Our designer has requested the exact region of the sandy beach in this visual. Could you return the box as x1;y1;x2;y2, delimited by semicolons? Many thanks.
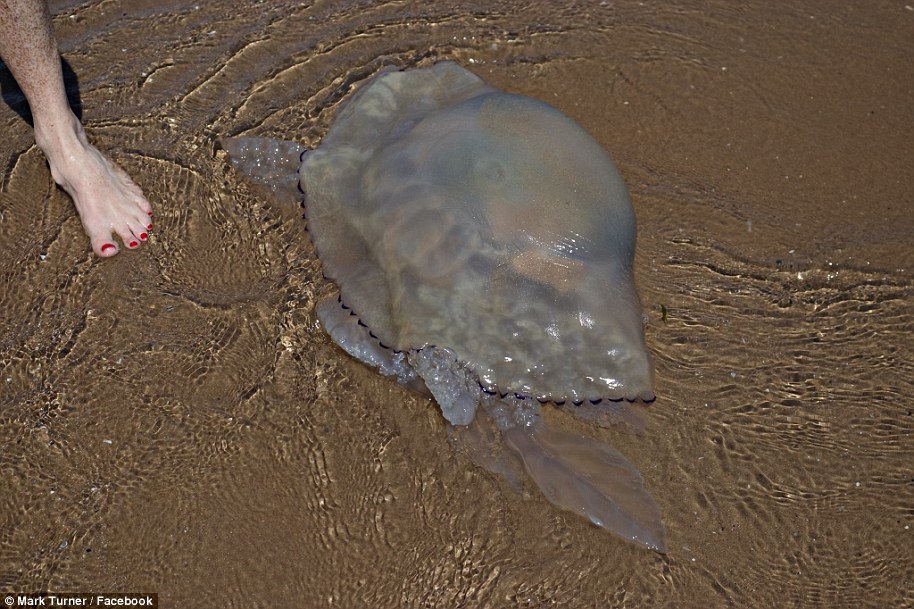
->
1;1;912;607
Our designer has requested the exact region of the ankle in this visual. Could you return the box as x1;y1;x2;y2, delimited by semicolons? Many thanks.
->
33;110;87;159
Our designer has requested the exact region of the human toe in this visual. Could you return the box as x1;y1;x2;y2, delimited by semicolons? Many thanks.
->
129;214;151;241
124;179;151;215
116;225;141;250
89;229;120;257
131;192;152;217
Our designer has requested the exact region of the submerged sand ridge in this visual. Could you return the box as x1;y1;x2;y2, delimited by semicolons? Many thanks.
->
1;1;912;607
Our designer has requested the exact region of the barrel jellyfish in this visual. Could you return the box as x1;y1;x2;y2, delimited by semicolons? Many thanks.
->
221;62;666;551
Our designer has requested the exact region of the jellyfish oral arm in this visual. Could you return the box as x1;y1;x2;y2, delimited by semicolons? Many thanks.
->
501;419;667;552
315;297;424;391
408;347;481;426
219;136;307;205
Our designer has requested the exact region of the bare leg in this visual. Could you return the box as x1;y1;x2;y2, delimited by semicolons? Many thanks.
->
0;0;152;257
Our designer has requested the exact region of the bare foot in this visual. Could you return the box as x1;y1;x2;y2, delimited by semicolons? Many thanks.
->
35;112;152;257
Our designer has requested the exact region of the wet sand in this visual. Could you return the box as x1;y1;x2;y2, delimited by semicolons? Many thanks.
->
1;1;912;607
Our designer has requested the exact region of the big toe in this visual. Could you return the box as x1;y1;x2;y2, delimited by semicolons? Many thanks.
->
90;232;120;257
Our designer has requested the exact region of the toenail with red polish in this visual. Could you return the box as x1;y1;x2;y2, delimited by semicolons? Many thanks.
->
129;241;138;247
140;233;148;240
101;243;116;252
147;224;153;230
148;211;153;216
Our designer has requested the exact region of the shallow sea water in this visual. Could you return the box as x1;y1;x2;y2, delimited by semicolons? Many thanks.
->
1;1;912;607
